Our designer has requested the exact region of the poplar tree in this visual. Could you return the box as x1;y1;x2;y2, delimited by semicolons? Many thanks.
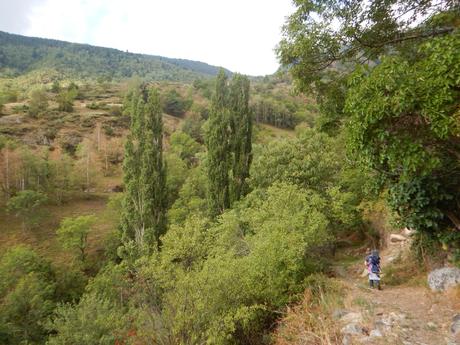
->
206;70;231;216
206;70;253;216
141;89;167;245
120;87;167;251
229;74;252;203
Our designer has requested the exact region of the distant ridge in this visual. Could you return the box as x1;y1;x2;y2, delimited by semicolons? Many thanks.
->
0;31;232;82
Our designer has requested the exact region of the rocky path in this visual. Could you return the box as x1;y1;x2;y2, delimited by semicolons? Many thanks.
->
337;278;459;345
331;228;460;345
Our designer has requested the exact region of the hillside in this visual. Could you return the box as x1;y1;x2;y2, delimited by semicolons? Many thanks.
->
0;31;231;81
0;75;308;261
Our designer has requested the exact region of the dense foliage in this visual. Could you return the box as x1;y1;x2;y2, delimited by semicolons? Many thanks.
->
0;247;58;344
347;32;460;238
278;0;459;246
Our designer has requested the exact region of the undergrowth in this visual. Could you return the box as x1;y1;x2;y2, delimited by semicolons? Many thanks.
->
383;254;426;287
273;274;344;345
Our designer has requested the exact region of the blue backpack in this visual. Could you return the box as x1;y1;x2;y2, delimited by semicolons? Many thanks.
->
367;255;380;273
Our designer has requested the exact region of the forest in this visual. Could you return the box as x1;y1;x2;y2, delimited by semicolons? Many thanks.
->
0;31;230;81
0;0;459;344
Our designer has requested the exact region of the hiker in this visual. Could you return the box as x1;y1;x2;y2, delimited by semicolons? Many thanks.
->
365;249;381;290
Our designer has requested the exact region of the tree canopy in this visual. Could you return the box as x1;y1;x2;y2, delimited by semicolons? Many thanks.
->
278;0;459;243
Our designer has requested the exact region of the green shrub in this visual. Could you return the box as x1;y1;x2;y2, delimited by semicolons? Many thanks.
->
162;89;192;117
182;111;204;142
28;87;48;118
57;88;77;112
7;190;47;231
0;246;56;344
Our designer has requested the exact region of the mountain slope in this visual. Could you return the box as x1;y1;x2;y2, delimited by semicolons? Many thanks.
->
0;31;231;81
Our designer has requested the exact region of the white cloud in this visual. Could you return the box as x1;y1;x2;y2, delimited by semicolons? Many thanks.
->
17;0;295;75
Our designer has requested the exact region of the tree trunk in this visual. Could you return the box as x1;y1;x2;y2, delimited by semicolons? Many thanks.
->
86;152;90;191
5;149;10;198
446;211;460;231
97;124;101;152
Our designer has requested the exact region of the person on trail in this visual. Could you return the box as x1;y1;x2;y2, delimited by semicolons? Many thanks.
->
365;249;381;290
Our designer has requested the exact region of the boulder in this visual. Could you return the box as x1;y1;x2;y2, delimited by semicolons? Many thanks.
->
427;267;460;291
390;234;407;242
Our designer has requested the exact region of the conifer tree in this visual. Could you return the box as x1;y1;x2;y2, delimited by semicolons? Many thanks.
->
229;74;252;202
120;87;167;251
206;70;231;216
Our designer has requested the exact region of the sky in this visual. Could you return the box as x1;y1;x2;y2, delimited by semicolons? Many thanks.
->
0;0;295;76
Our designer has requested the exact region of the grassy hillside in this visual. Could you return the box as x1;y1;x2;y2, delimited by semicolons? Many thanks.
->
0;31;231;81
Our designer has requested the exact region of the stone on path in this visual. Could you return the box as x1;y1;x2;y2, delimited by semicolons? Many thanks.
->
427;267;460;291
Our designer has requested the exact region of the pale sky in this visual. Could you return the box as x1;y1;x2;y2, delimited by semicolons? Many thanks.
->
0;0;295;76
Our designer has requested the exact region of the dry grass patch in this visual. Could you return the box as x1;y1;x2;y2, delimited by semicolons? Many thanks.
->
273;275;344;345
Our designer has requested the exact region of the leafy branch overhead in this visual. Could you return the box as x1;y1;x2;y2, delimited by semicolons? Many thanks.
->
278;0;459;240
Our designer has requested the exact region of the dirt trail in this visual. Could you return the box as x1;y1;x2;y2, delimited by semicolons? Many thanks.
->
335;243;460;345
340;278;459;345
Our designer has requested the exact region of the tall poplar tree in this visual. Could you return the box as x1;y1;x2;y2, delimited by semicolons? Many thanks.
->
120;87;167;251
206;70;231;216
141;89;167;245
206;70;253;216
229;74;252;203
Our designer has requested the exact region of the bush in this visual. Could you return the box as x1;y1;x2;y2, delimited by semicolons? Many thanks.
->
7;190;47;231
51;80;60;93
109;105;122;116
162;89;192;117
57;88;77;112
170;131;201;166
102;124;114;136
46;294;128;345
46;264;131;344
28;87;48;118
86;101;100;110
0;88;19;103
182;111;204;142
0;246;55;344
